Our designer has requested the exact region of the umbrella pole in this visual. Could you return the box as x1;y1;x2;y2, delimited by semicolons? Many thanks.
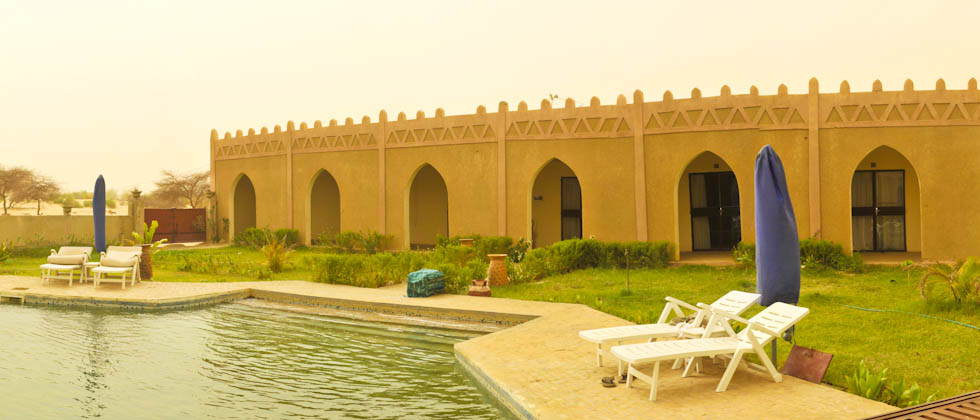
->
771;341;777;366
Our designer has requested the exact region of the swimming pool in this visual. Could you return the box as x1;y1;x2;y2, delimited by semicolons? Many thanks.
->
0;301;513;419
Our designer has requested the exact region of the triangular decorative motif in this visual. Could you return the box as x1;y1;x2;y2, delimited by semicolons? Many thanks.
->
840;105;859;121
585;117;601;131
788;109;805;124
461;126;475;139
526;121;542;135
600;118;617;132
658;112;675;127
550;120;565;135
423;130;436;142
885;106;904;121
915;105;934;121
645;115;660;129
431;128;444;140
931;103;949;118
730;109;748;124
742;106;760;121
506;124;520;137
403;130;416;143
870;104;889;120
562;119;577;132
484;126;495;138
771;107;788;122
537;120;552;133
714;108;732;123
442;127;456;140
758;110;774;125
471;125;486;137
616;119;631;132
701;111;718;126
686;110;702;125
826;107;845;123
413;129;426;141
963;103;980;119
516;121;529;134
574;119;590;134
365;134;376;145
855;106;874;122
901;104;920;120
671;112;688;128
452;126;465;138
947;104;967;120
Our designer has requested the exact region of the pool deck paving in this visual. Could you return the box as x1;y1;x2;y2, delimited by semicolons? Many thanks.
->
0;275;893;420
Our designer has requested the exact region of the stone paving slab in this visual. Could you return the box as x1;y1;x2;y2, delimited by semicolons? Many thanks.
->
0;275;893;419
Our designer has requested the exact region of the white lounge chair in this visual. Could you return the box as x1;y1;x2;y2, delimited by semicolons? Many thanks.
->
610;302;809;401
579;290;761;374
40;246;93;286
91;246;142;289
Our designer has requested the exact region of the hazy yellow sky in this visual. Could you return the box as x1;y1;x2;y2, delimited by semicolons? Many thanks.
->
2;0;978;193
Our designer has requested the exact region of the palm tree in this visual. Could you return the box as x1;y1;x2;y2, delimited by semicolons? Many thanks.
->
918;257;980;303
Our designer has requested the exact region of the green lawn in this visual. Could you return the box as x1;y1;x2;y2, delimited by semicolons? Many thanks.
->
493;265;980;399
0;246;325;282
4;246;978;399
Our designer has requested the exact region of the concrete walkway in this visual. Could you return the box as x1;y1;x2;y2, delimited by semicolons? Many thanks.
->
0;275;892;420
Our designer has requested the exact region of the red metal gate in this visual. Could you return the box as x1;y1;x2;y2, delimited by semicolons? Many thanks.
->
144;208;206;243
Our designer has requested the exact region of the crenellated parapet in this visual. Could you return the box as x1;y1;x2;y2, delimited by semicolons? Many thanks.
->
211;78;980;161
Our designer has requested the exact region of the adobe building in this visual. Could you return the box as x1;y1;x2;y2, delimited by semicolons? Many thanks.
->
209;78;980;260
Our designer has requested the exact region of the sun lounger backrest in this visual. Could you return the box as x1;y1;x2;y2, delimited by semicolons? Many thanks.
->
737;302;809;344
709;291;761;314
106;246;142;254
58;246;93;256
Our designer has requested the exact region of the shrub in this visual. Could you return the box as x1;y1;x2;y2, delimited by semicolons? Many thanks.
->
0;241;11;264
517;239;674;282
732;242;756;270
845;361;936;408
603;241;674;269
305;253;415;288
360;231;393;254
435;234;530;262
273;228;300;247
233;227;269;247
168;253;265;277
261;230;295;273
508;237;531;263
918;257;980;304
800;238;863;273
331;231;362;253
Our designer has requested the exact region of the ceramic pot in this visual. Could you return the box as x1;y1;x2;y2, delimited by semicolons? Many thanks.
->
487;254;508;286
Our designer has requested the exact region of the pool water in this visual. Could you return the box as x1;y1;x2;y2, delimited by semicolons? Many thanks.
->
0;301;513;419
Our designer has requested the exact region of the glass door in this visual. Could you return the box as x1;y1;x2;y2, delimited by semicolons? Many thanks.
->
560;177;582;240
852;170;906;251
690;172;741;250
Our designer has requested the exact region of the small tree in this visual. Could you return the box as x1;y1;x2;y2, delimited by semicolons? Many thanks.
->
0;166;32;215
17;173;60;215
153;170;210;208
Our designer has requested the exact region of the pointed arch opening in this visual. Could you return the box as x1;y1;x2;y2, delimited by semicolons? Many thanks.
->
308;169;341;245
232;174;256;238
406;164;448;249
677;152;741;252
529;159;582;248
850;146;921;253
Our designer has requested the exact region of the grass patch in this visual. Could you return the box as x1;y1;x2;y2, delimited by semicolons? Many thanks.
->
493;265;980;399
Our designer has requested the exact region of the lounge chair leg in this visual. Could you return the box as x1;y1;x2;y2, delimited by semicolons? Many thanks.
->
682;357;696;377
717;349;744;392
671;358;683;370
618;359;623;377
596;343;602;367
755;343;783;383
649;361;660;401
626;364;633;388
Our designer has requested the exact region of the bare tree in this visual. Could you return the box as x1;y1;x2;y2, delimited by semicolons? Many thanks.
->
0;166;32;215
17;173;60;215
152;170;210;208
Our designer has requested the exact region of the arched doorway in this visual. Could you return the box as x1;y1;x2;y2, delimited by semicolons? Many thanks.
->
309;170;340;244
407;164;448;249
678;152;741;252
850;146;921;253
233;174;256;237
530;159;582;248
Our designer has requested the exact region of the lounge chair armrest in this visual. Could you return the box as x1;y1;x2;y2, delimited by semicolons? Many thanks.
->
50;249;56;255
665;296;699;312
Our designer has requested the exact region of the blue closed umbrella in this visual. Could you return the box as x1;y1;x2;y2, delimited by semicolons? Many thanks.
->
93;175;106;253
754;145;800;306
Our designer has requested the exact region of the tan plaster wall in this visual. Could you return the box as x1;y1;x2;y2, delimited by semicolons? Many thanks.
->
506;137;637;244
385;143;498;249
0;215;129;245
820;126;980;259
644;130;810;257
214;155;287;239
531;159;576;247
291;150;378;245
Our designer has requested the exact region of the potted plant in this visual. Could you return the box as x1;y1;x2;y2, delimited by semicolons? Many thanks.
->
129;220;167;280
